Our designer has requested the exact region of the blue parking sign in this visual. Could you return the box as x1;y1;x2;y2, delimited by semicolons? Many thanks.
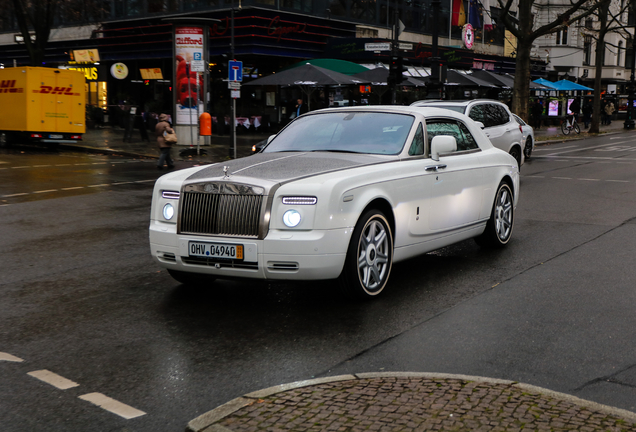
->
193;52;202;61
229;60;243;82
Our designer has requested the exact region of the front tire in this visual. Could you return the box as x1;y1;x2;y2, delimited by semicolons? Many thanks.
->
475;182;514;248
339;210;393;299
167;269;216;286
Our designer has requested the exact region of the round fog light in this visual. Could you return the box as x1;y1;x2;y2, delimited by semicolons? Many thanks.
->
163;203;174;220
283;209;301;227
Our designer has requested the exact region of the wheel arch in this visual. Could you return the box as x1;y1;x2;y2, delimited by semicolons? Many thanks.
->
357;198;396;241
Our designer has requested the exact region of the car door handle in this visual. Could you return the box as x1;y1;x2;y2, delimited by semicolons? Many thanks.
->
425;164;447;171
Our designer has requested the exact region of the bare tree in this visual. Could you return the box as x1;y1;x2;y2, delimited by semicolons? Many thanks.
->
497;0;599;120
11;0;57;66
8;0;107;66
586;0;631;133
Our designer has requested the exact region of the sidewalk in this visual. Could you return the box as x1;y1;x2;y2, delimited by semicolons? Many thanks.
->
66;119;632;165
64;126;269;163
186;373;636;432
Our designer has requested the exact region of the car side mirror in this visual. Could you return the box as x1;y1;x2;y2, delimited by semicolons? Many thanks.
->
267;134;276;144
431;135;457;161
475;121;485;129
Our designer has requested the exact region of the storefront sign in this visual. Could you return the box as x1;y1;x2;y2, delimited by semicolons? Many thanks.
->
175;26;205;125
73;49;100;62
66;65;98;81
267;16;307;42
462;24;474;50
140;68;163;79
110;63;128;79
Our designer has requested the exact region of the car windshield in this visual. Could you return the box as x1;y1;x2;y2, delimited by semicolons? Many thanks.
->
264;111;415;155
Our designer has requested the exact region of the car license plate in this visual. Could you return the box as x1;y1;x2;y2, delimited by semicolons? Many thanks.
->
49;134;63;139
188;241;243;260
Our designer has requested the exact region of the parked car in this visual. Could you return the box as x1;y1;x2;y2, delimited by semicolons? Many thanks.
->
512;113;535;159
150;106;519;298
410;99;525;168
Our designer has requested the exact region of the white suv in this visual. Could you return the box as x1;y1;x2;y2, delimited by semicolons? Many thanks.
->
410;99;524;168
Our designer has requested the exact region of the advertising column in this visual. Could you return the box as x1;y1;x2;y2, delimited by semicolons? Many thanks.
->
174;26;206;146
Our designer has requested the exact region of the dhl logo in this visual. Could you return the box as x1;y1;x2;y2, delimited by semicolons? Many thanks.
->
33;85;80;96
0;80;24;93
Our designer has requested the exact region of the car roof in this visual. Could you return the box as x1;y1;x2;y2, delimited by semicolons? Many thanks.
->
410;99;506;107
306;105;473;121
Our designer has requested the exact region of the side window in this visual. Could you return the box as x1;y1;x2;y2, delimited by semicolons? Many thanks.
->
457;122;479;151
426;120;462;154
483;104;504;127
408;123;425;156
496;105;510;124
468;105;485;126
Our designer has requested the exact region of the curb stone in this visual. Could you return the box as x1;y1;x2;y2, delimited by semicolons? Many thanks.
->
186;373;636;432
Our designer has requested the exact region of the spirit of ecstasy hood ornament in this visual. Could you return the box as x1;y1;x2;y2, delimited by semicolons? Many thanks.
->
223;166;230;178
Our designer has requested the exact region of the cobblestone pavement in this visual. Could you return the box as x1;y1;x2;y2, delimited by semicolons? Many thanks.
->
187;374;636;432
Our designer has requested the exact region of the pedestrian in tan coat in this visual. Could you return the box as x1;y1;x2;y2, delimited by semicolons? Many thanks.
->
156;113;175;169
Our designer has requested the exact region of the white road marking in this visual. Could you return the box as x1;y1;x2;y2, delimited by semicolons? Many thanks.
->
92;162;107;165
79;393;146;419
606;179;630;183
2;193;29;197
74;163;90;166
578;178;601;181
543;142;628;156
553;177;572;180
534;145;578;151
33;189;58;194
0;352;23;362
110;182;133;185
32;165;52;167
534;155;636;161
27;370;80;390
55;164;72;166
87;184;110;188
525;175;545;178
61;186;85;190
12;166;29;169
135;179;155;183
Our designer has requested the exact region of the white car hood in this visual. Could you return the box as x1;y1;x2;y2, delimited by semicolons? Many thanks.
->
185;152;395;184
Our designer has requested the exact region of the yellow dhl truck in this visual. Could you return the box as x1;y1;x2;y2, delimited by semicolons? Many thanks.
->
0;67;85;147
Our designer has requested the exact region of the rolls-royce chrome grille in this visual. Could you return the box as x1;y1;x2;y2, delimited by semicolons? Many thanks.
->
179;183;265;237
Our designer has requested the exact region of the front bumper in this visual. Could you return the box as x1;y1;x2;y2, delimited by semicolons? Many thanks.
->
149;220;351;281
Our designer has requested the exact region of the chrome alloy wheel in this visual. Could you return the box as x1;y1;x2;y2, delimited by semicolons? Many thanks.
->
494;186;513;242
357;217;391;293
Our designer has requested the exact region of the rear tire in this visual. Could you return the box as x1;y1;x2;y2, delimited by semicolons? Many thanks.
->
524;137;533;159
339;209;393;299
475;182;514;248
509;146;521;170
167;269;216;286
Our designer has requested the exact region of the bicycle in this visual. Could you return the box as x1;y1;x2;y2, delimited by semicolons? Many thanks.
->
561;115;581;135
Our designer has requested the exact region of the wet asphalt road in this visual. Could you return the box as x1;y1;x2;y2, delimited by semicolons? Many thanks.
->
2;135;636;431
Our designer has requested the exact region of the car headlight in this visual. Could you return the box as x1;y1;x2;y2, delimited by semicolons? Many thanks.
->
282;196;317;205
163;203;175;220
283;209;301;227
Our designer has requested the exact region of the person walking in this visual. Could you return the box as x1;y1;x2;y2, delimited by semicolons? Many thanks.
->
604;100;616;125
582;99;593;128
156;113;175;170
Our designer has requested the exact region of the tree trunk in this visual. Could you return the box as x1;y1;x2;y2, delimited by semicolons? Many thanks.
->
589;0;610;134
512;38;533;121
